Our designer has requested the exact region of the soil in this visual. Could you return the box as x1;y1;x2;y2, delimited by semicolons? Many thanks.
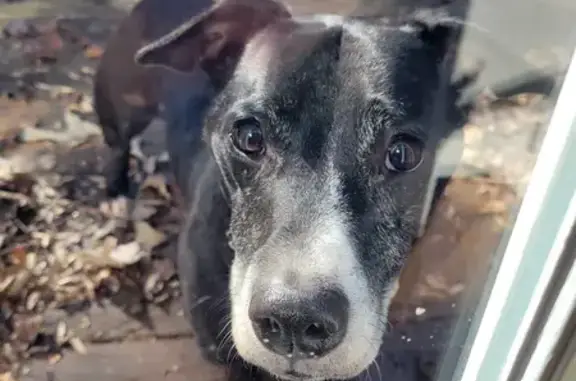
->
0;1;562;381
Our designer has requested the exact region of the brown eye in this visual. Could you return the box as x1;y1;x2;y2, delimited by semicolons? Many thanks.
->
232;118;265;156
385;135;423;172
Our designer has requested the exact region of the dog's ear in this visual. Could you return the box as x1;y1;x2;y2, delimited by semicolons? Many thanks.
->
135;0;291;85
401;9;463;57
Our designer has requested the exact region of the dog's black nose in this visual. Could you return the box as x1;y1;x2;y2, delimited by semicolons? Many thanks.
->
249;287;349;358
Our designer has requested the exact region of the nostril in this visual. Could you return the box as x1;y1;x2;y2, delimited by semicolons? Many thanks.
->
260;317;282;335
252;315;294;355
303;322;331;341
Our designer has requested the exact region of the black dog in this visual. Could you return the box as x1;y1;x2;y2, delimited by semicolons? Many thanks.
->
127;0;476;380
93;0;213;199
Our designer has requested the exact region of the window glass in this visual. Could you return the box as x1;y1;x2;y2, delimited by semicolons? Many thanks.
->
0;1;574;381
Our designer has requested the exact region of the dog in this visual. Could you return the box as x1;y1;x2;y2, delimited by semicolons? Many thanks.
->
93;0;213;199
127;0;477;380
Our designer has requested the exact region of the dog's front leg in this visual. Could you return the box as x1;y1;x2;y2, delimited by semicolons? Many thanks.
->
177;166;237;366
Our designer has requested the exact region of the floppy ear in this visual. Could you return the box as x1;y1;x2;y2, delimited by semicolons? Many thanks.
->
135;0;291;86
401;8;464;57
400;10;478;238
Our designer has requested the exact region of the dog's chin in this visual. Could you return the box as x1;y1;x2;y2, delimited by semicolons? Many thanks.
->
275;371;337;381
234;342;383;381
260;352;382;381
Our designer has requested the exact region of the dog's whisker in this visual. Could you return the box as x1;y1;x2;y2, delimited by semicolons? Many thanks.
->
216;319;232;340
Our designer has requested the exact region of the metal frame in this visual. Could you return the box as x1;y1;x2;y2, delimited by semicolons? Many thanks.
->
520;255;576;381
447;47;576;381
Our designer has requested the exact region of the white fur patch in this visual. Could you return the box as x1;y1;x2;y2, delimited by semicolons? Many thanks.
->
233;29;277;96
229;165;392;380
305;14;344;28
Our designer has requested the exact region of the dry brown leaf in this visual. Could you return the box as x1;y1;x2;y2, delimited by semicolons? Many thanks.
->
134;221;167;252
0;272;16;293
144;272;162;301
107;241;146;267
48;354;62;365
25;291;41;311
99;196;131;219
84;44;104;59
69;336;88;355
0;372;16;381
12;314;42;343
424;274;449;291
55;321;68;345
448;283;465;296
464;125;484;145
131;202;157;221
141;174;171;200
10;245;27;266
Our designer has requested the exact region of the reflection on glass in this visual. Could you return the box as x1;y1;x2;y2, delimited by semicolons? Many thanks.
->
0;1;574;381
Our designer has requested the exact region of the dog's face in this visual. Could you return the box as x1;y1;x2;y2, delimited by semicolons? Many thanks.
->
137;1;464;380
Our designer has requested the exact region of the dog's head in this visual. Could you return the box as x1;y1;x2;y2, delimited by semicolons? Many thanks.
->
137;1;468;379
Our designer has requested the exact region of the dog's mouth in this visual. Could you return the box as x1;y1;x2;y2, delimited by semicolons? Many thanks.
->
282;369;316;381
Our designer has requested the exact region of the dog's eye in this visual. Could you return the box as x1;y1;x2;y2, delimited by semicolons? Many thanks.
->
232;118;265;156
385;135;423;172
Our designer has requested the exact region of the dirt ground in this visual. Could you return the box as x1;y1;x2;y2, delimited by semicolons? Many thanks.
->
0;0;563;381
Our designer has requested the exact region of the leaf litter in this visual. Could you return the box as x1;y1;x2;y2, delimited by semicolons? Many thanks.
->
0;13;183;379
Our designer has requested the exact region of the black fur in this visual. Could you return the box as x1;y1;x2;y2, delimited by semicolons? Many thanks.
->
93;0;213;198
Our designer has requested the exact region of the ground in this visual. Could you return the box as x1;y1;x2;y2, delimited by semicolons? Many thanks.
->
0;0;559;381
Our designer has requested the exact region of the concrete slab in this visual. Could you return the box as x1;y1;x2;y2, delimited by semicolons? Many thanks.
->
22;339;227;381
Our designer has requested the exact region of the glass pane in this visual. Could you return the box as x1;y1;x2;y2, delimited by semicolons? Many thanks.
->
0;1;574;381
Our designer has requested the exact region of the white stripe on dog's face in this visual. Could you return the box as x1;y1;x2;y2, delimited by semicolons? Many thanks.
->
229;163;393;380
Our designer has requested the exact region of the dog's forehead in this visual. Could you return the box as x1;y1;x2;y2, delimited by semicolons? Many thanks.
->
234;16;420;103
227;17;429;167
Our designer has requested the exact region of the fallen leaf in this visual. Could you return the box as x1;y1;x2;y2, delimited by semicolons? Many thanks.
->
107;241;146;267
84;44;104;59
25;291;41;311
477;199;509;215
48;354;62;365
0;372;16;381
141;174;171;200
69;336;88;355
55;321;68;345
99;196;131;219
11;314;42;344
0;272;16;293
10;245;27;266
131;202;157;221
134;221;167;252
143;272;162;301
